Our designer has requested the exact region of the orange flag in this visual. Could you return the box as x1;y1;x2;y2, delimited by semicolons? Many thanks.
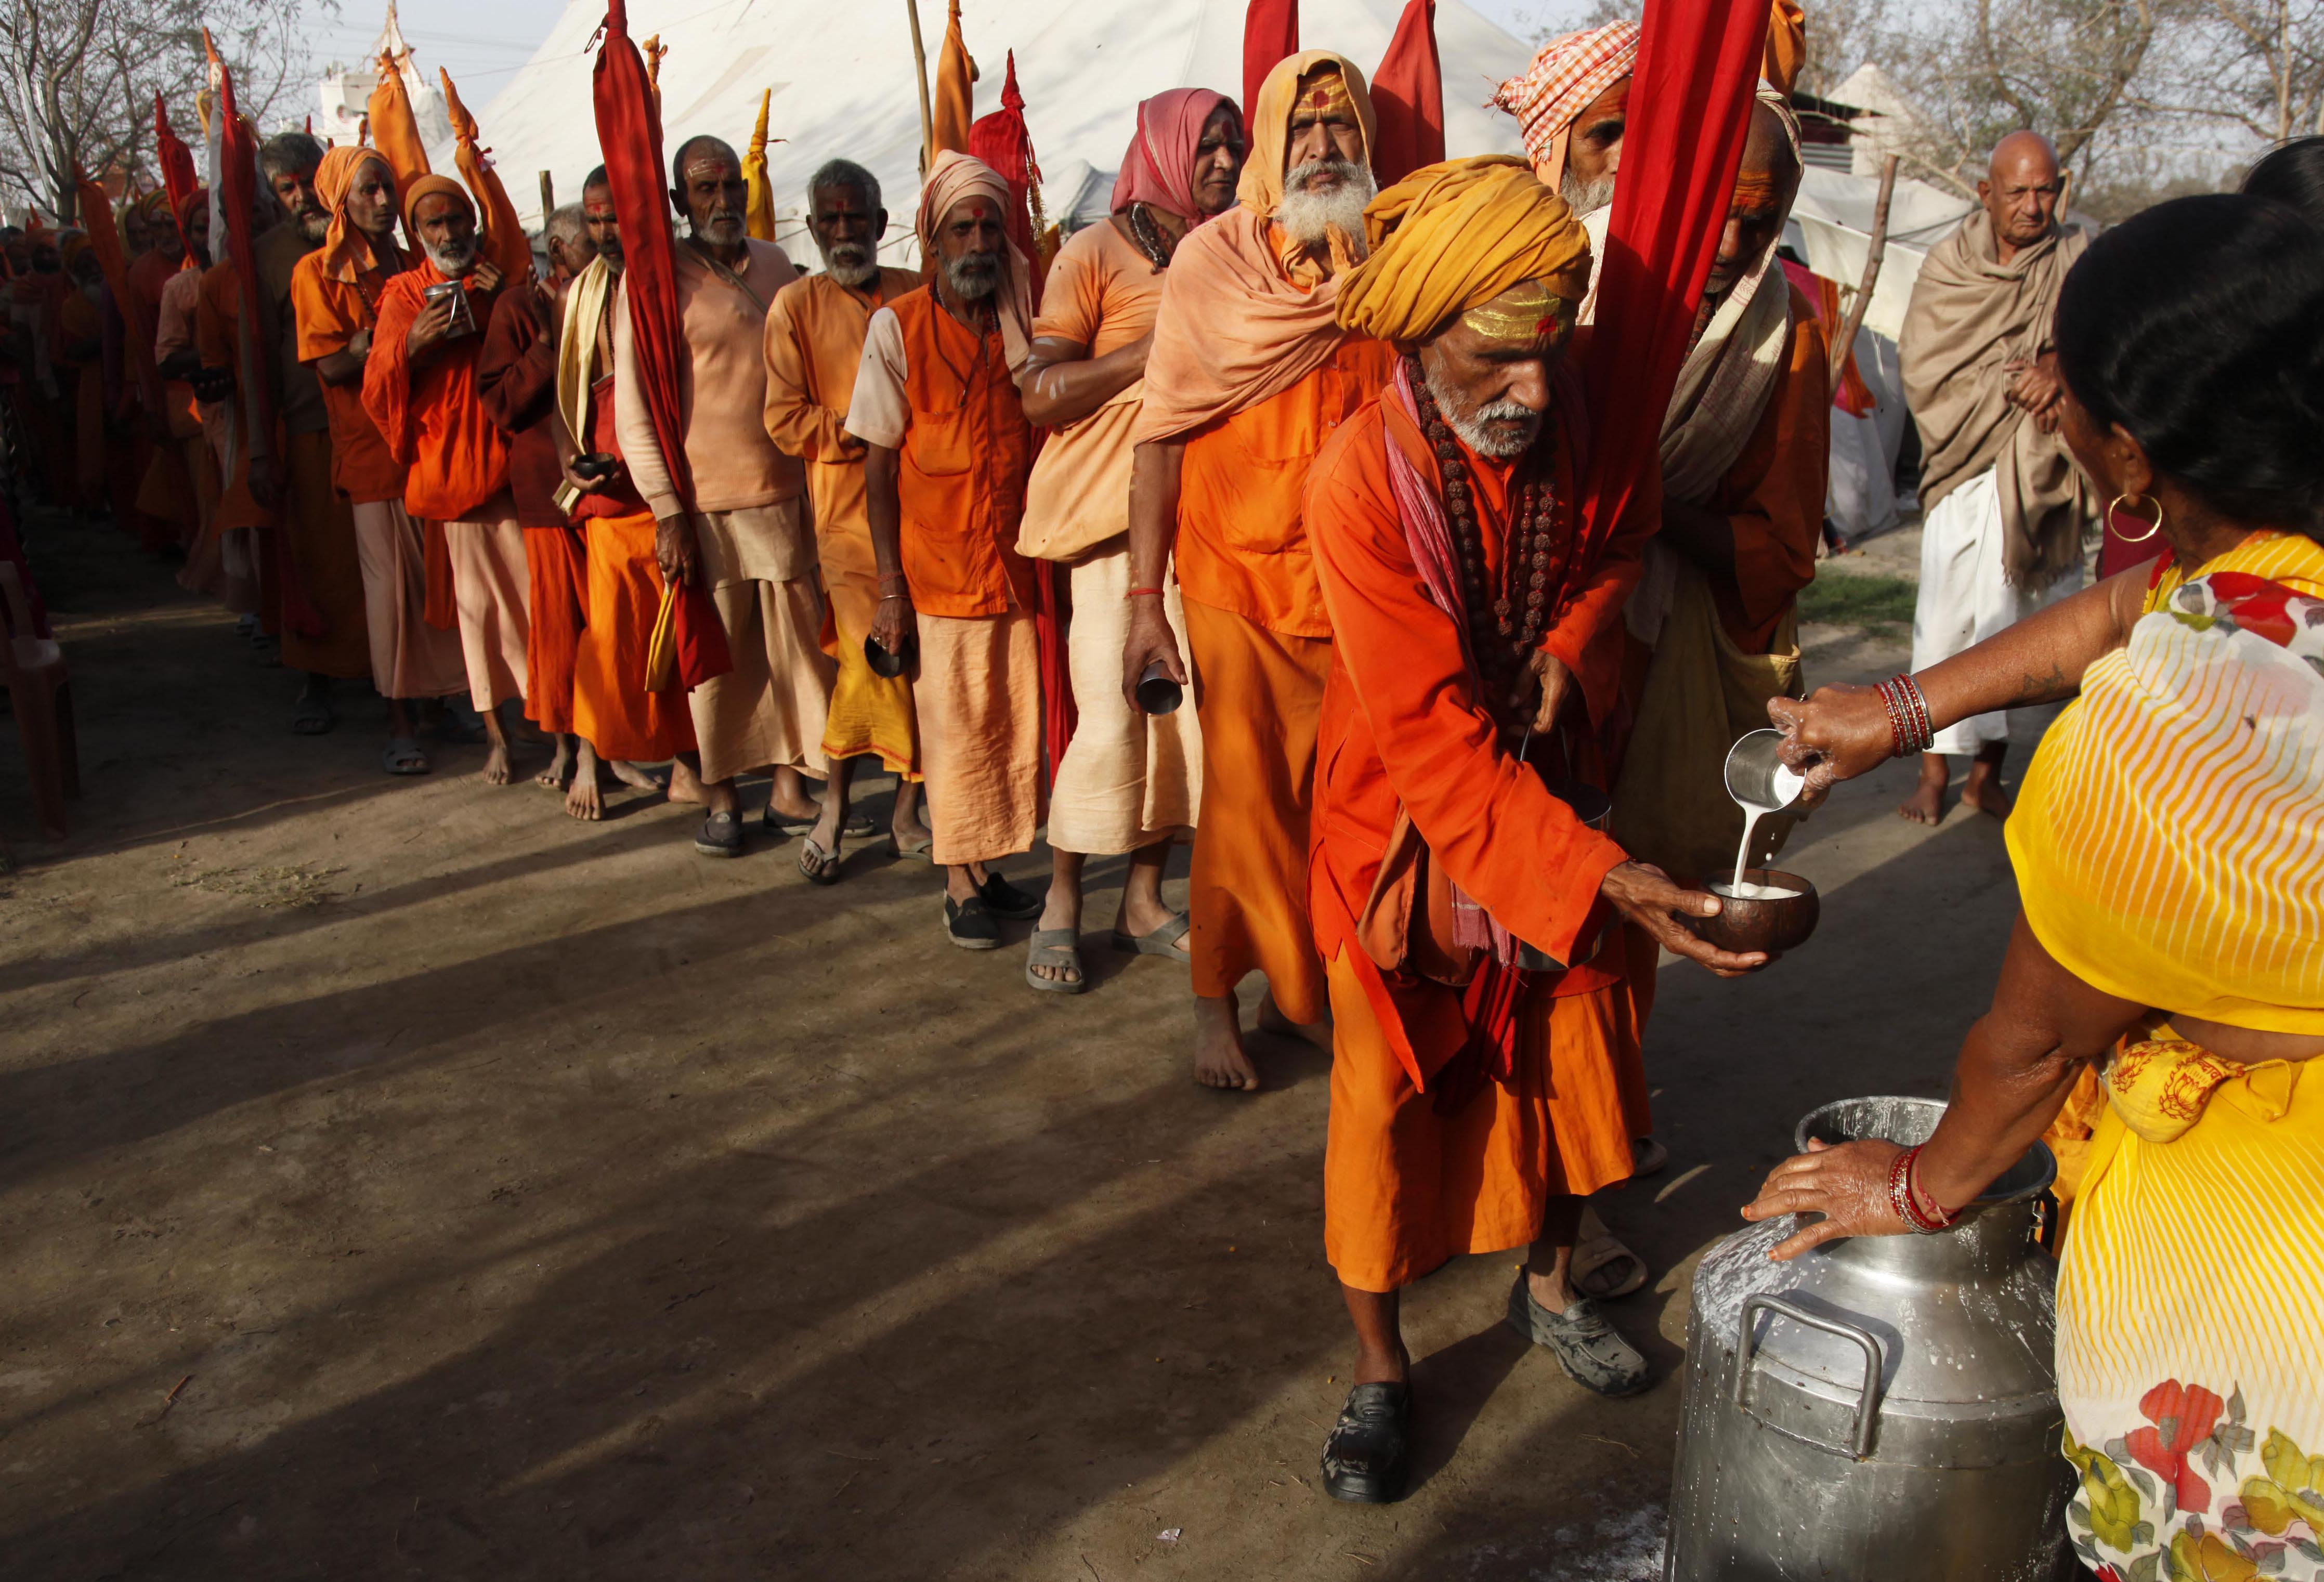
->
441;69;533;282
743;88;777;241
933;0;977;155
367;49;432;197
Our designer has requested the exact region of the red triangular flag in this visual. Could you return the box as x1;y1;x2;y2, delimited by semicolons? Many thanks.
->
1370;0;1444;186
1243;0;1298;128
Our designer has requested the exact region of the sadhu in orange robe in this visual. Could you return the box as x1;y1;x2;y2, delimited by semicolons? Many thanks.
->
1307;370;1655;1294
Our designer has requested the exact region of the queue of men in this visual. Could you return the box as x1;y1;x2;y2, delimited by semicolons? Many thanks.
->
8;4;2104;1505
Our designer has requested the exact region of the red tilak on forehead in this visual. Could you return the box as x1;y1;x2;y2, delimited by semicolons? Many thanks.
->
1309;88;1329;109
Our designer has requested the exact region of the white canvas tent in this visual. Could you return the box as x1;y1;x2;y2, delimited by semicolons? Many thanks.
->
459;0;1533;257
1783;164;1976;542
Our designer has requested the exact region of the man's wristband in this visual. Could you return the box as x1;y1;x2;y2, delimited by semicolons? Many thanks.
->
1125;586;1165;600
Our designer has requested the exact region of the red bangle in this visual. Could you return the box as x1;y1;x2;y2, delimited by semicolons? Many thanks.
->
1889;1145;1960;1234
1125;586;1165;600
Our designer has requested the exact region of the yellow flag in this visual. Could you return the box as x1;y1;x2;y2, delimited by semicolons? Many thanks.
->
743;88;776;241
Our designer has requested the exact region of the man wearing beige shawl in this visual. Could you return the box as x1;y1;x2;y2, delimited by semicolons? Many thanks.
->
848;151;1048;949
1012;89;1245;994
1123;52;1399;1088
1896;131;2092;824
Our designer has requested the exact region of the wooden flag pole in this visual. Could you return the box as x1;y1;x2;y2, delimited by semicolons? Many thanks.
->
1831;154;1897;384
905;0;934;174
539;170;556;220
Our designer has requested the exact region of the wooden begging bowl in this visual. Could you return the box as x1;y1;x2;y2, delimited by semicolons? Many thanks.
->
1688;869;1820;959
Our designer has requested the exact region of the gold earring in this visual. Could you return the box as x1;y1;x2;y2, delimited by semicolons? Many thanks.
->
2109;492;2164;543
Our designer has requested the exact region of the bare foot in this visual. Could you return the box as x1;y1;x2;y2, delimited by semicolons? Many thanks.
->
566;770;604;820
1193;993;1259;1091
609;760;667;792
536;735;576;790
1255;991;1332;1051
1898;754;1946;826
482;741;513;786
1960;763;2014;820
665;755;710;807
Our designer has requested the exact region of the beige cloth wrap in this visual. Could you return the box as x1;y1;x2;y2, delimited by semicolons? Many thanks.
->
1899;208;2094;590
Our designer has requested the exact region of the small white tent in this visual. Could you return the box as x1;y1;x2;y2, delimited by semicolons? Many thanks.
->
461;0;1534;257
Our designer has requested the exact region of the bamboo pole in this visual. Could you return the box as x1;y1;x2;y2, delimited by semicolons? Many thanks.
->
539;170;555;221
905;0;935;175
1832;154;1898;386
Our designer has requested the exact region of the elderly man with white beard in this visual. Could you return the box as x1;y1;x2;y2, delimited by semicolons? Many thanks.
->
762;159;932;882
617;134;836;860
1119;51;1399;1091
362;175;533;785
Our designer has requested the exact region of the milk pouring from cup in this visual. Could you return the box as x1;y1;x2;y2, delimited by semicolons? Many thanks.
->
1722;729;1805;899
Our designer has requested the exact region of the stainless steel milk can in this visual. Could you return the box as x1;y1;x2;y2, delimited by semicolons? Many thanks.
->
1663;1096;2075;1581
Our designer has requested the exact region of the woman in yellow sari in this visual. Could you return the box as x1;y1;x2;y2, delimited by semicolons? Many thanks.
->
1746;192;2324;1581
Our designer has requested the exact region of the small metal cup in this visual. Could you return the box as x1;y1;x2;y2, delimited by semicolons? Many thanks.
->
864;631;915;679
1725;728;1806;812
1134;661;1183;715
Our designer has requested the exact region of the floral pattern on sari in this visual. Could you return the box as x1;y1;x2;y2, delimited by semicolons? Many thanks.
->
2067;1381;2324;1581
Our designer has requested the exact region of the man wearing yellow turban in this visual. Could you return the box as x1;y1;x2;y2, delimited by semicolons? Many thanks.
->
1304;156;1762;1502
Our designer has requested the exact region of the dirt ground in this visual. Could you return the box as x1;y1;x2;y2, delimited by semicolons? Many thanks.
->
2;516;2044;1580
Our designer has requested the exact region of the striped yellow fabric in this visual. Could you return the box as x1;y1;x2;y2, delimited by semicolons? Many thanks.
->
2007;531;2324;1036
2056;1052;2324;1577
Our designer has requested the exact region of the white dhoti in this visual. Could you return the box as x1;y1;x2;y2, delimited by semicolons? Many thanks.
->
686;502;835;785
1910;466;2083;755
1046;545;1203;856
350;498;467;702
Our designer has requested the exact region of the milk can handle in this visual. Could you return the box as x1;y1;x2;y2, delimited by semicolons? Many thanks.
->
1734;1294;1886;1460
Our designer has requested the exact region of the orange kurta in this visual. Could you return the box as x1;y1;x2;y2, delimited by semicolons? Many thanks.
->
1174;339;1394;1022
290;249;410;506
887;286;1036;618
1308;393;1649;1293
362;263;511;521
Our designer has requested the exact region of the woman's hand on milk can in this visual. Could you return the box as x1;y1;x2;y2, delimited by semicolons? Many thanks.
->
1768;684;1894;799
1741;1139;1911;1259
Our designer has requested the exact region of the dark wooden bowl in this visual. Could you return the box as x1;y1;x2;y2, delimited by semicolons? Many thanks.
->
1689;869;1820;958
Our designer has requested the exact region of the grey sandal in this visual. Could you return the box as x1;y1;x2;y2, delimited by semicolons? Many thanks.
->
1505;1276;1651;1397
1111;910;1192;963
1025;927;1087;994
798;835;842;886
381;737;430;776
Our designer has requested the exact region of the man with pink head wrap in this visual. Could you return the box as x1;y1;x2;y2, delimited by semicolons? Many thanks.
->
847;150;1048;951
1011;88;1247;995
1492;21;1640;211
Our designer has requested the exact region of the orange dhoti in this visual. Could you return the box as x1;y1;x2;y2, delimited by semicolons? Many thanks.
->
281;430;373;681
1323;944;1647;1292
351;498;467;701
572;509;696;762
1184;597;1331;1023
523;524;587;736
439;490;531;713
915;605;1042;868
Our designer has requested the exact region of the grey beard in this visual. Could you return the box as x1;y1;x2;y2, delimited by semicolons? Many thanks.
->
1425;361;1542;460
294;208;330;243
1275;160;1375;252
944;253;1000;300
694;214;745;246
1560;172;1615;216
424;237;478;276
819;240;877;288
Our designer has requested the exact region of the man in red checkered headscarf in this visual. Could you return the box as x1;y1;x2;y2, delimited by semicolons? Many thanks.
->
1492;22;1641;212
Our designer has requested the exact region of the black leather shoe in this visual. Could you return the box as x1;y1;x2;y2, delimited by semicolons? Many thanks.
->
1505;1275;1651;1397
946;894;1002;950
977;871;1043;920
1320;1381;1410;1503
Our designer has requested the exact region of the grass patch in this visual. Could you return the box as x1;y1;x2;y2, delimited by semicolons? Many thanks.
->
1800;573;1917;634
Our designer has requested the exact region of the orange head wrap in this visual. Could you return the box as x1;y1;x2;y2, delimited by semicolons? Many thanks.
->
399;173;473;242
316;145;399;283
